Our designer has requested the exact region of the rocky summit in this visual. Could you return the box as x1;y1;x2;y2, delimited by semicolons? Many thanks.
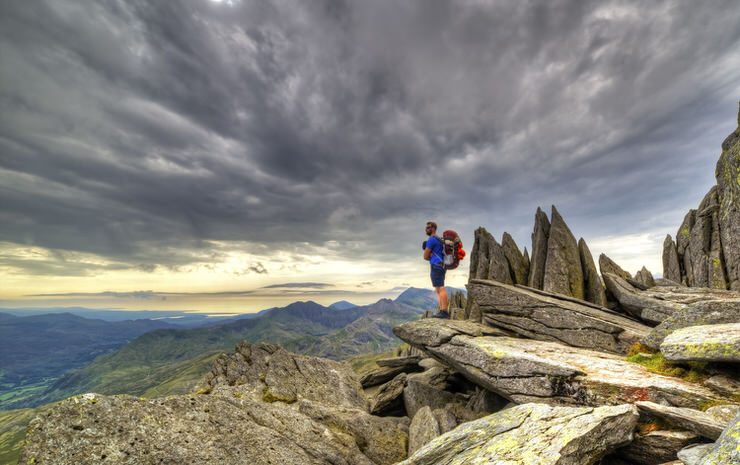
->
18;103;740;465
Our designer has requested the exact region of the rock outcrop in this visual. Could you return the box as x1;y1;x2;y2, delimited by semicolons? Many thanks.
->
643;298;740;348
543;206;585;299
398;403;639;465
393;319;725;409
468;278;650;354
21;342;410;465
685;412;740;465
529;206;551;289
469;205;613;307
667;102;740;291
634;267;656;288
580;238;608;307
663;234;682;283
600;254;633;281
618;430;701;465
602;273;684;324
660;323;740;362
635;401;727;441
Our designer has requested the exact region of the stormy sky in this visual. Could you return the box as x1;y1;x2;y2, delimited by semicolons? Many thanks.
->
2;0;740;312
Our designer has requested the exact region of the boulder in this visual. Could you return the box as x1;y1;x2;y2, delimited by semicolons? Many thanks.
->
397;403;638;465
704;374;740;397
600;254;633;280
529;206;551;289
393;319;725;409
618;430;702;465
635;401;726;440
692;411;740;464
408;406;440;455
297;399;410;465
502;232;529;285
663;235;682;283
403;378;462;419
677;443;714;465
406;365;452;390
543;206;585;299
469;278;650;354
369;372;407;416
660;323;740;362
643;299;740;348
706;405;740;425
602;273;684;324
634;267;656;288
20;392;378;465
199;342;366;410
361;365;411;388
580;238;608;306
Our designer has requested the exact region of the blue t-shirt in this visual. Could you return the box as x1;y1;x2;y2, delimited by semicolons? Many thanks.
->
426;235;444;268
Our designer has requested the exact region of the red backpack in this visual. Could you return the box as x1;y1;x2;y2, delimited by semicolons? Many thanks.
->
441;230;466;270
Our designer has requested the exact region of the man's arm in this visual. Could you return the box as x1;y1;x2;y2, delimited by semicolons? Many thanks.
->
423;247;432;261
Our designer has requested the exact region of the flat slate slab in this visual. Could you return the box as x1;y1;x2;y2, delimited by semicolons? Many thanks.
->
660;323;740;362
397;403;638;465
393;320;726;409
468;278;650;354
635;401;727;440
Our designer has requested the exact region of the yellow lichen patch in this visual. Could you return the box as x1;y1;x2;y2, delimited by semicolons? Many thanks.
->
626;352;709;383
261;387;296;404
626;342;658;357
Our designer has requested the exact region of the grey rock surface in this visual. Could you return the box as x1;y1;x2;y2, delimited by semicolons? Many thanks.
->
694;411;740;464
618;429;701;465
296;399;410;465
369;372;407;416
602;273;684;324
502;232;529;285
543;206;585;299
393;319;725;409
600;254;633;280
21;392;379;465
663;235;682;283
397;403;639;465
580;238;608;306
677;443;714;465
403;378;460;419
660;323;740;362
634;267;657;288
469;278;650;354
635;401;726;440
643;298;740;348
706;404;740;425
361;365;411;388
717;106;740;291
470;227;513;284
529;206;551;289
376;355;422;368
408;406;440;455
704;374;740;397
200;341;367;410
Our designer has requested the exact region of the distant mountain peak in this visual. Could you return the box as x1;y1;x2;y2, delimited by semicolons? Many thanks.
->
328;300;357;310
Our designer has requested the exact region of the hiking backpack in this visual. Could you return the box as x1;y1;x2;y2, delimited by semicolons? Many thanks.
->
441;230;466;270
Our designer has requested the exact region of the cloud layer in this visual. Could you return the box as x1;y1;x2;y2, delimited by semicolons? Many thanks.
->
2;0;740;292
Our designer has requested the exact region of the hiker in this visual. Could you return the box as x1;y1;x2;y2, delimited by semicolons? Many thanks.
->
423;221;450;318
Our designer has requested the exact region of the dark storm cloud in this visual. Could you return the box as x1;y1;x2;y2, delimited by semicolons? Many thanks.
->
2;0;740;274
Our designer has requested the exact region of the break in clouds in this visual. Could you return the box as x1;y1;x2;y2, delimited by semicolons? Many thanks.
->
2;0;740;279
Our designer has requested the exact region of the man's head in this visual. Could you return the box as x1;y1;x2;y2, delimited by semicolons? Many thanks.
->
425;221;437;236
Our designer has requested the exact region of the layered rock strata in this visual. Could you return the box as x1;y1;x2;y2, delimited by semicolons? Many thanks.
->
393;319;724;409
468;278;650;354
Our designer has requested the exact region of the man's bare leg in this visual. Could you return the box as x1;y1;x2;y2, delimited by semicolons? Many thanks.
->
436;286;449;311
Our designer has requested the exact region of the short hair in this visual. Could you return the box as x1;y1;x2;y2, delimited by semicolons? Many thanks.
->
426;221;437;231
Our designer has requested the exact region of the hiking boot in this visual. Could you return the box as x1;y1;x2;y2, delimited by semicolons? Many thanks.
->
431;310;450;319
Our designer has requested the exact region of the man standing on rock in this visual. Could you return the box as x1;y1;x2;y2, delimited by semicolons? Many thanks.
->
423;221;449;318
